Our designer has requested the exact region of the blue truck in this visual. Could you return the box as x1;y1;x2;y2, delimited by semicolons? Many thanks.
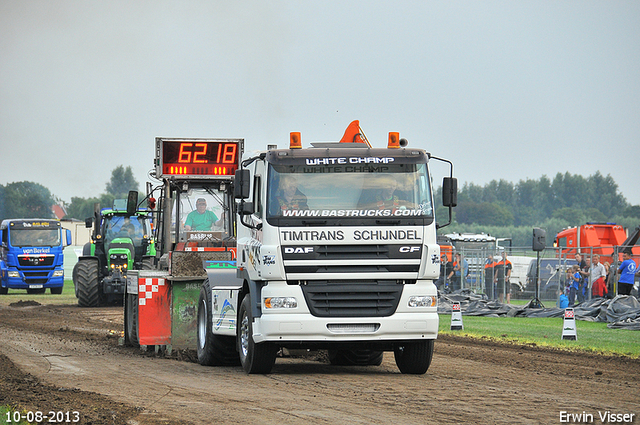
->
0;219;72;294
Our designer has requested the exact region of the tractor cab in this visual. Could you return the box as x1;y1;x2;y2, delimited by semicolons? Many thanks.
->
101;212;153;268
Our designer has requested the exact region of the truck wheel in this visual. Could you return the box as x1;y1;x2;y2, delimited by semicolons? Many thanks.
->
394;340;434;374
75;260;100;307
0;285;8;295
328;349;384;366
197;280;240;366
50;287;63;295
124;293;139;347
238;293;277;374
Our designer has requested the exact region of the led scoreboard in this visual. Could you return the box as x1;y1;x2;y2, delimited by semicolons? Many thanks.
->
155;138;243;179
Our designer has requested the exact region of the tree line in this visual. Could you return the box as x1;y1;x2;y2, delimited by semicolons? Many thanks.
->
436;171;640;247
1;168;638;248
0;166;139;222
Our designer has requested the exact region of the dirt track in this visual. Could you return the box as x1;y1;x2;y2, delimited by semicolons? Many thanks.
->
1;302;639;425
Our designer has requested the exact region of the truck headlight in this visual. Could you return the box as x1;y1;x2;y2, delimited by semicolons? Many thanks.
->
8;271;19;278
264;297;297;309
53;270;64;277
408;296;437;308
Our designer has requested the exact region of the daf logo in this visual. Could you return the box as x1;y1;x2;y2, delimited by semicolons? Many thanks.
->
399;246;421;253
284;247;314;254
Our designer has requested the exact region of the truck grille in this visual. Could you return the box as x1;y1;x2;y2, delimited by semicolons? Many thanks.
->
300;281;403;318
282;244;422;279
23;272;49;278
18;255;54;267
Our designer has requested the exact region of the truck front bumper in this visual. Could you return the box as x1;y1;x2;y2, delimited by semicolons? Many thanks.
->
252;281;439;344
2;271;64;290
253;311;439;344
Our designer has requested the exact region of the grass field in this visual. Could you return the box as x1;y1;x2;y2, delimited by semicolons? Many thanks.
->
0;279;77;306
439;314;640;358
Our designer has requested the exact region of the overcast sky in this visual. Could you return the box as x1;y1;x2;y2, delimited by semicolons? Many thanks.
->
1;1;639;207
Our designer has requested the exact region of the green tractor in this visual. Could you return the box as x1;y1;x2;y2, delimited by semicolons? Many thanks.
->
73;192;156;307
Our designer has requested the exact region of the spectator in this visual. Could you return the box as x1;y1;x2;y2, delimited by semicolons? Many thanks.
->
447;253;468;292
592;275;608;299
438;253;454;292
484;254;496;299
574;253;588;303
494;252;512;304
589;254;607;300
616;249;637;296
568;265;581;307
604;261;614;298
564;269;574;296
559;290;570;309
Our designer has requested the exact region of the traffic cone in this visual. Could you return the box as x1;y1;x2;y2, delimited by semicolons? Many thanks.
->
450;301;463;330
561;308;577;340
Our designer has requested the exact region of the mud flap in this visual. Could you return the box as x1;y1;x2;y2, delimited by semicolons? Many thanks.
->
137;271;172;346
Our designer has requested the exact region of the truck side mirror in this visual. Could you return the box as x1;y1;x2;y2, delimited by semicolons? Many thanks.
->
442;177;458;207
238;201;255;216
234;169;251;199
65;229;72;247
127;191;138;216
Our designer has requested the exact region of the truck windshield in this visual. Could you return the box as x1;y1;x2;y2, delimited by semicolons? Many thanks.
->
10;229;60;247
266;160;433;226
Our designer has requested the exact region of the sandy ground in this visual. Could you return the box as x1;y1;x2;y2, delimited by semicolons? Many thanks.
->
0;301;638;425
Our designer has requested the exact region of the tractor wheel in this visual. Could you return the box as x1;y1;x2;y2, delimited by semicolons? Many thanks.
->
72;262;80;297
75;260;100;307
124;292;139;347
394;340;434;375
328;349;384;366
141;257;155;270
197;280;240;366
238;293;277;374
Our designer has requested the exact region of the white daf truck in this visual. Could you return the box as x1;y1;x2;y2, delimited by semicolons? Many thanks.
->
196;122;457;374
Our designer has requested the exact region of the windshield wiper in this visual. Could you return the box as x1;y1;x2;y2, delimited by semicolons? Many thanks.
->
375;219;401;225
301;220;328;226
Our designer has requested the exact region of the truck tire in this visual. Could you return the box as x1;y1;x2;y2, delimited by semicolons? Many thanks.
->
75;260;100;307
328;349;384;366
197;280;239;366
50;286;63;295
394;340;434;374
124;293;139;347
238;293;277;374
0;285;8;295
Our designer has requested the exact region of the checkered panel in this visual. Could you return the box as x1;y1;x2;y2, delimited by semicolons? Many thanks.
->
138;278;166;306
